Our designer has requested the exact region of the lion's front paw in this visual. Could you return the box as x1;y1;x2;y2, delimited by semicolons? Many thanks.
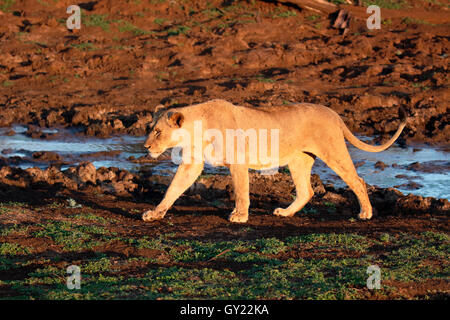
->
273;207;295;217
358;211;372;220
228;208;248;223
142;209;166;222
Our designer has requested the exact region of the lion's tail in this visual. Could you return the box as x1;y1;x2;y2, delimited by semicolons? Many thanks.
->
340;107;407;153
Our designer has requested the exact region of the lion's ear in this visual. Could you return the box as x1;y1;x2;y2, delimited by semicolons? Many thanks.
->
153;104;166;114
167;112;184;128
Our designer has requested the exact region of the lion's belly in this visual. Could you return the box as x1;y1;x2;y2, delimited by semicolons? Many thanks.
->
201;136;296;169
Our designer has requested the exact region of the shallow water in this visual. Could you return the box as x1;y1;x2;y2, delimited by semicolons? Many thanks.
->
318;144;449;199
0;126;448;200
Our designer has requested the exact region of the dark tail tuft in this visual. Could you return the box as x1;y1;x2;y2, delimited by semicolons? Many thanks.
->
398;106;407;123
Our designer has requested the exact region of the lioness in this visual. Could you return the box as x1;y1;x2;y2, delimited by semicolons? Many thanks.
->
142;99;406;223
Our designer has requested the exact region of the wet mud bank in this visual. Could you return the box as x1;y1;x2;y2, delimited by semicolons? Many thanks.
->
0;161;448;220
1;124;448;199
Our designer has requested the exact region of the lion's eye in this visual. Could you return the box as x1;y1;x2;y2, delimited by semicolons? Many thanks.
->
155;130;161;137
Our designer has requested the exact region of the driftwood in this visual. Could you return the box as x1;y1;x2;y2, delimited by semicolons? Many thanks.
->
270;0;366;19
274;0;338;14
271;0;356;34
332;9;351;34
270;0;450;25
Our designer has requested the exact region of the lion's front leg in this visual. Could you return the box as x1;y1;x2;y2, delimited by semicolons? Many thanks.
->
228;164;250;223
142;163;204;222
142;208;166;221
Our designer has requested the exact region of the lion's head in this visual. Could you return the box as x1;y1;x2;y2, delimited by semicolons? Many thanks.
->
144;107;185;158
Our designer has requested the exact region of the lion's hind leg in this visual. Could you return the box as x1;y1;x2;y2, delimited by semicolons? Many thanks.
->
274;152;315;217
317;141;372;220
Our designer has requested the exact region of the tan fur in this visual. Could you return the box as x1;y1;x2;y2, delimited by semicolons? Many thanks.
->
142;99;406;223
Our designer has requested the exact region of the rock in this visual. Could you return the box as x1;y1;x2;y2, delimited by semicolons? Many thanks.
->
431;199;450;213
357;95;383;108
368;187;404;216
187;181;208;195
100;180;136;196
1;149;14;155
395;194;432;215
322;191;347;204
24;167;45;182
405;161;450;173
32;151;63;162
0;156;9;166
100;181;125;196
78;162;97;184
66;161;97;185
133;113;153;131
374;161;388;170
366;65;383;76
0;166;13;179
394;182;423;190
351;37;372;58
311;174;325;195
97;169;138;195
354;160;366;168
393;63;420;75
79;150;122;160
96;167;117;182
112;119;124;130
0;167;27;188
44;166;76;189
85;122;113;137
26;125;45;139
118;170;134;183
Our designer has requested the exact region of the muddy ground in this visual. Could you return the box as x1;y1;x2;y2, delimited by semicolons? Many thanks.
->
0;0;449;143
0;0;449;300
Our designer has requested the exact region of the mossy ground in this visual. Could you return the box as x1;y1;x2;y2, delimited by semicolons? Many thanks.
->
0;198;448;300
